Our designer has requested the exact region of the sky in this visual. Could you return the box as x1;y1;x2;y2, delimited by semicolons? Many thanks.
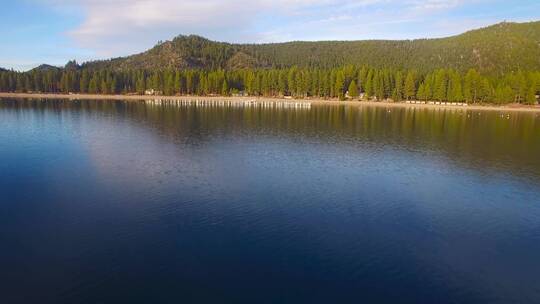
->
1;0;539;71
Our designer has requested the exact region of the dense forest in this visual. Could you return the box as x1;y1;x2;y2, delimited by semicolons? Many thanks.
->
1;21;539;104
1;66;539;104
81;21;540;75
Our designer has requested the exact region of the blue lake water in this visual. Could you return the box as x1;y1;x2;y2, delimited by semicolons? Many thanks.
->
1;98;540;303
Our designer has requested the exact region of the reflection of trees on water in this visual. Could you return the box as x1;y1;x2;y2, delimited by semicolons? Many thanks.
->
2;98;540;178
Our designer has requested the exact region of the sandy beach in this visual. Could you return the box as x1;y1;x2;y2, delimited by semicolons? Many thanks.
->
1;92;540;113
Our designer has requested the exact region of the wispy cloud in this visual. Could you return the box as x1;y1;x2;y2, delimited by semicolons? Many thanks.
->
44;0;347;56
32;0;538;59
409;0;465;11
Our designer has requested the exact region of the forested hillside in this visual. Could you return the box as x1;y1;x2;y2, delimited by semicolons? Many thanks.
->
1;66;538;104
83;21;540;75
0;21;539;105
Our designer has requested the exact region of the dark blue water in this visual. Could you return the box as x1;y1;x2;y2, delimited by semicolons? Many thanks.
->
1;99;540;303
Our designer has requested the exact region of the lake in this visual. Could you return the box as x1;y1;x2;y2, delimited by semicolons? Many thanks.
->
1;98;539;303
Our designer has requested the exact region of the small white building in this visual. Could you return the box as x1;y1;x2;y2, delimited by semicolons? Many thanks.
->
232;91;247;97
145;89;163;96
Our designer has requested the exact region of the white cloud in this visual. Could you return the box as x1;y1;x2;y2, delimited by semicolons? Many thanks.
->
411;0;464;10
46;0;341;56
42;0;478;58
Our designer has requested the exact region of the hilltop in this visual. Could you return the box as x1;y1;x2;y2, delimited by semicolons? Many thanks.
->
81;21;540;75
30;64;61;72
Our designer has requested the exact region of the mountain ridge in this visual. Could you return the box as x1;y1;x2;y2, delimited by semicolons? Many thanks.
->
79;21;540;75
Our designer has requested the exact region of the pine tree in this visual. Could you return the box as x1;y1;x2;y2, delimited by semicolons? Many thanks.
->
60;73;69;93
515;72;528;103
80;70;89;93
365;70;374;99
164;71;175;95
88;73;98;94
393;71;403;101
100;79;108;94
174;71;182;94
526;85;537;105
464;69;481;103
287;68;297;96
136;75;146;95
221;80;229;96
447;71;463;102
375;72;385;100
335;71;345;100
404;71;416;100
497;85;515;104
417;83;426;101
348;80;358;99
424;82;432;101
433;69;448;101
479;78;493;103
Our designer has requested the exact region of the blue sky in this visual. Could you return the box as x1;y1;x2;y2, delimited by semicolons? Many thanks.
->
1;0;539;71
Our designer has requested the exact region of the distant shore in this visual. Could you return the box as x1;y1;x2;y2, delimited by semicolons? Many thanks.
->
1;92;540;113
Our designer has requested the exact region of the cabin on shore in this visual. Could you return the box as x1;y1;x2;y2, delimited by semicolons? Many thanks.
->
145;89;163;96
232;90;248;97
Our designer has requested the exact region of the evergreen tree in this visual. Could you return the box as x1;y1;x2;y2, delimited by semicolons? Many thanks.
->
433;69;448;101
365;70;374;99
348;80;358;99
495;85;515;104
447;71;463;102
335;71;345;100
479;78;493;103
221;80;229;96
80;70;89;93
100;79;108;94
404;71;416;100
164;71;175;95
424;82;432;101
136;74;146;94
526;86;537;104
88;74;98;94
515;72;528;103
464;69;481;103
375;71;385;100
417;83;426;101
174;71;182;94
393;71;404;101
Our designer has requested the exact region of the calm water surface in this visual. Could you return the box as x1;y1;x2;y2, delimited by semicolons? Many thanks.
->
1;98;540;303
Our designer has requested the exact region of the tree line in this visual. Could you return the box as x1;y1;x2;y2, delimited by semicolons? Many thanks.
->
1;66;538;104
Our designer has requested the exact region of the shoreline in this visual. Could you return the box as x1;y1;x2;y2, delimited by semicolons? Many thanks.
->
1;92;540;113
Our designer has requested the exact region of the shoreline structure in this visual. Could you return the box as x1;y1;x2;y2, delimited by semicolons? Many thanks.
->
1;92;539;113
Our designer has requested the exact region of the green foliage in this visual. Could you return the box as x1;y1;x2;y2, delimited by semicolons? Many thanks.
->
1;64;539;105
416;83;427;101
464;69;481;103
447;71;463;102
526;86;537;105
221;80;229;96
335;71;345;100
78;21;540;76
348;80;358;99
404;71;416;100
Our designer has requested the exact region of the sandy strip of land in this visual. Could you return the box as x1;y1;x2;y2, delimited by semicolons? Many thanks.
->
1;92;540;113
